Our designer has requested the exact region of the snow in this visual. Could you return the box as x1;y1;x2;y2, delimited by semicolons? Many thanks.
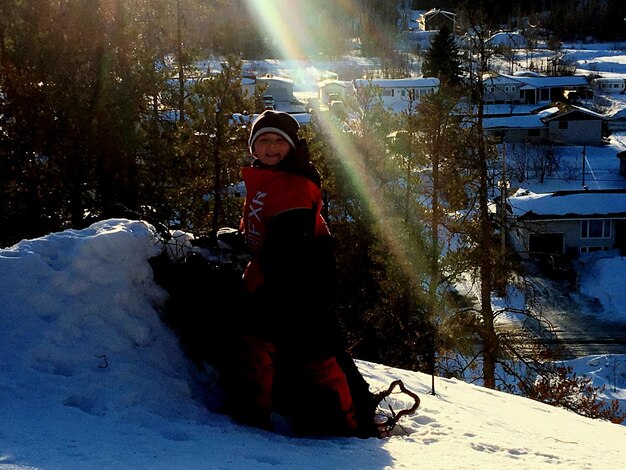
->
3;42;626;470
1;218;626;469
508;190;626;218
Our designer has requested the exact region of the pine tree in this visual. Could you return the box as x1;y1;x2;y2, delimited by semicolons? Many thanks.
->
422;25;463;86
162;57;254;235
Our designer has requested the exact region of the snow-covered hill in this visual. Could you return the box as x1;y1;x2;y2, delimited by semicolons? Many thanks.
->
1;219;625;470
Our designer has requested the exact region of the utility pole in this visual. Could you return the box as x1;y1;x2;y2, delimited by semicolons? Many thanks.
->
501;144;507;262
582;145;587;189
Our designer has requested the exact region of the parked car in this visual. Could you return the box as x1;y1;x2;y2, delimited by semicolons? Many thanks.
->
262;95;275;110
536;253;576;282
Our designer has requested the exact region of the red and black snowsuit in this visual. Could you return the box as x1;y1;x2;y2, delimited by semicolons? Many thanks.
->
223;141;377;437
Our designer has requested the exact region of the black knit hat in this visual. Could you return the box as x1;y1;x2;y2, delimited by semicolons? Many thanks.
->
248;110;300;154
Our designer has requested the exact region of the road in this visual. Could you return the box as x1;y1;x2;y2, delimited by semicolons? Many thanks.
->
510;262;626;359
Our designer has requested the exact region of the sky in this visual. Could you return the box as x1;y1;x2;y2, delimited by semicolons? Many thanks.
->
2;43;626;470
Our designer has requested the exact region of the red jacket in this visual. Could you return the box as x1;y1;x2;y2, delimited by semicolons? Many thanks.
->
241;165;330;292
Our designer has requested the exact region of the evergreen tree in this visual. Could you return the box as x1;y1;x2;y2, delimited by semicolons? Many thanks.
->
412;84;475;391
321;84;434;370
422;25;463;86
159;58;253;235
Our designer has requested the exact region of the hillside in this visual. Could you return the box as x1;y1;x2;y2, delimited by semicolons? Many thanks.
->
1;218;625;470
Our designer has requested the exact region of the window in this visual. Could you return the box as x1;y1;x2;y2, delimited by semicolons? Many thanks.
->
581;219;611;238
505;85;516;93
580;246;610;253
484;86;494;93
382;89;394;97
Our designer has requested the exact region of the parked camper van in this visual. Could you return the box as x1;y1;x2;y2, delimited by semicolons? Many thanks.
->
591;77;625;94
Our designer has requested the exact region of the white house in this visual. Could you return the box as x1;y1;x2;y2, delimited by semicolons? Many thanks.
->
591;77;625;95
352;77;440;112
511;74;591;105
485;73;591;105
483;74;525;104
318;79;352;105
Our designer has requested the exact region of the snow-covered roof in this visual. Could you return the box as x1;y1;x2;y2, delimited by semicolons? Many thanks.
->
256;75;294;85
500;74;589;88
537;103;605;121
509;189;626;219
482;114;545;129
513;71;544;77
421;8;456;21
536;106;560;118
318;79;350;89
353;78;439;88
487;31;527;49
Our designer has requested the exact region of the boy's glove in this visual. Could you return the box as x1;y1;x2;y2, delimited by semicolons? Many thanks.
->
216;227;246;252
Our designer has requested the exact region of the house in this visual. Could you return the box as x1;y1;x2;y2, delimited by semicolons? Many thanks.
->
604;105;626;131
482;102;605;145
483;74;525;104
397;8;438;50
352;77;440;111
507;189;626;258
417;9;456;32
485;73;591;105
534;102;606;146
482;114;548;143
512;74;591;105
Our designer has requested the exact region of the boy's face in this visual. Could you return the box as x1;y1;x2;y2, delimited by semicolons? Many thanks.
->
253;132;291;166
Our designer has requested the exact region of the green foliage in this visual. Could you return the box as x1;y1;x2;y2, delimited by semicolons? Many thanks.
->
421;25;463;86
0;0;160;243
0;1;254;246
303;88;437;371
164;58;253;234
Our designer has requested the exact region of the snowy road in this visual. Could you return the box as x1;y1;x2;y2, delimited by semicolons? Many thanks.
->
522;264;626;359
